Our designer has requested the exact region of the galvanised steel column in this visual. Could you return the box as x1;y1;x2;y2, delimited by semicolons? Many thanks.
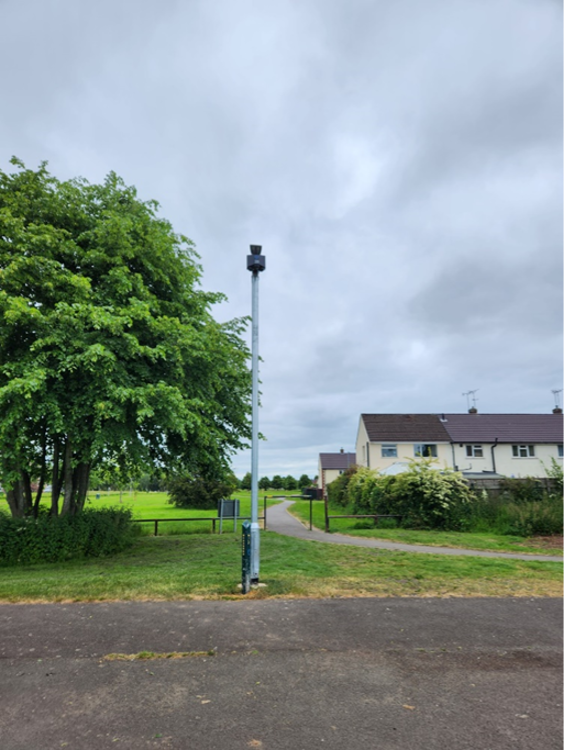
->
246;246;265;584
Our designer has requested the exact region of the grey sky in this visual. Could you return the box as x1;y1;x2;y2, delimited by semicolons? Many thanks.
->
1;0;562;478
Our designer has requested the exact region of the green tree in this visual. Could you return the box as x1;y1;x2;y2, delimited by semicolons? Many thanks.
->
240;472;252;491
167;474;237;511
298;474;311;489
258;476;271;490
271;475;283;490
284;475;297;490
0;159;251;517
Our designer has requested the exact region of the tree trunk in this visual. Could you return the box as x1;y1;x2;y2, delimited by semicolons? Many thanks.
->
61;439;74;516
20;470;33;515
75;463;91;514
33;426;48;518
50;440;62;516
5;479;30;518
6;486;22;517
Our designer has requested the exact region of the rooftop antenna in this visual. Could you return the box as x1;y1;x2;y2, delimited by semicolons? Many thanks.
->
551;389;563;411
462;389;479;412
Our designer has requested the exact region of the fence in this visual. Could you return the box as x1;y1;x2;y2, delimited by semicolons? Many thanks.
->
134;497;268;536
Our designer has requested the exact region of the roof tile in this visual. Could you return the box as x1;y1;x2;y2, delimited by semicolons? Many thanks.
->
319;452;357;470
361;414;451;442
442;413;563;443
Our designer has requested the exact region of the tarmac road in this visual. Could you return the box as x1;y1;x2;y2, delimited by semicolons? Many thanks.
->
0;597;562;750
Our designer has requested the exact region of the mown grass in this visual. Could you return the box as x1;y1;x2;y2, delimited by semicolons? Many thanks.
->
0;531;561;602
87;491;297;524
289;500;564;555
83;490;296;535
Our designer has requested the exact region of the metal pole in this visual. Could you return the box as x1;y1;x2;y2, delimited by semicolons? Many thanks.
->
246;246;265;586
311;496;313;531
250;267;260;583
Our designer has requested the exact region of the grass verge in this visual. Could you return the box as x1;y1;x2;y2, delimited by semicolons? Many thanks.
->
0;531;561;602
289;500;564;555
103;651;215;660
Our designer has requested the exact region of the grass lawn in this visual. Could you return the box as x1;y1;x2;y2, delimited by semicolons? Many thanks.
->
289;500;564;556
86;489;296;514
0;531;562;602
78;489;296;535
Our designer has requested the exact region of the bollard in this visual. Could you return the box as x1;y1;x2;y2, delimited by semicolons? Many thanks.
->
241;521;251;594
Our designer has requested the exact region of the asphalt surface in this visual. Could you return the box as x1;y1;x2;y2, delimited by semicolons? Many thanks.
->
0;597;563;749
267;500;564;562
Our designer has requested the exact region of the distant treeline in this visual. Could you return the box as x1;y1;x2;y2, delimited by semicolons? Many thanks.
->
239;473;314;491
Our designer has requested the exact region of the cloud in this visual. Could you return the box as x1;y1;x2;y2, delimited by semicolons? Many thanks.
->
0;0;562;478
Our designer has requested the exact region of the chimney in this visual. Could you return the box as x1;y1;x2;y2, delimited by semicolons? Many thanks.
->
553;407;563;414
340;447;344;453
468;407;478;414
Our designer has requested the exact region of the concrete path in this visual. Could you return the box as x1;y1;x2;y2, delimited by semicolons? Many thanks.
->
0;598;563;749
266;500;564;562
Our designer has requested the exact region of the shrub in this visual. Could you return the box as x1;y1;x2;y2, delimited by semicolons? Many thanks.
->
498;477;544;504
468;486;563;537
327;466;358;507
504;495;563;536
0;507;140;566
167;474;237;510
544;458;564;496
347;466;377;513
345;460;474;531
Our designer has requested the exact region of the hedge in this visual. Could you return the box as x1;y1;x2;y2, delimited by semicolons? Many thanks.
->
0;507;141;566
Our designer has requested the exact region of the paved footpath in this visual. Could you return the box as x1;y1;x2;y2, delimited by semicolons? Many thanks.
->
266;500;564;562
0;598;563;749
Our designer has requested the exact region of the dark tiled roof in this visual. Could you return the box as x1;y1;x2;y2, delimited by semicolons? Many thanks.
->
441;413;563;444
361;414;451;442
319;452;357;470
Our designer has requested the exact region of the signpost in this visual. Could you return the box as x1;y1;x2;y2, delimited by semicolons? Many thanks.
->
218;499;239;534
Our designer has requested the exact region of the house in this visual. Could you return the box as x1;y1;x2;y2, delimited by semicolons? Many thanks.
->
355;411;563;479
318;449;357;495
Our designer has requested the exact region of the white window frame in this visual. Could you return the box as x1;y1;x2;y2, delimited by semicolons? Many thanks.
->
381;444;398;458
414;443;438;458
465;445;483;458
512;445;535;458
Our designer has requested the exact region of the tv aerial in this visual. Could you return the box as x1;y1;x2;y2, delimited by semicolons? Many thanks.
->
462;389;479;411
551;389;563;410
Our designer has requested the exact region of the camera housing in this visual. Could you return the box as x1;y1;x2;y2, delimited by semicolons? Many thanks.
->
247;245;266;272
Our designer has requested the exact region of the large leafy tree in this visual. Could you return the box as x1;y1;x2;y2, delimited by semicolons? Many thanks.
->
283;475;297;490
298;474;312;489
0;159;251;517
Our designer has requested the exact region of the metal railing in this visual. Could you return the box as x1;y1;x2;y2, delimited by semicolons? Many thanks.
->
133;509;267;537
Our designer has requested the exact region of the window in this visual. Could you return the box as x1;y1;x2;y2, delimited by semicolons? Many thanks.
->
414;444;437;458
381;444;398;458
558;445;563;458
512;445;535;458
465;445;483;458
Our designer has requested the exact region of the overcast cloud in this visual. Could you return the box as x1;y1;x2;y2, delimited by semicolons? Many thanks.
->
1;0;562;478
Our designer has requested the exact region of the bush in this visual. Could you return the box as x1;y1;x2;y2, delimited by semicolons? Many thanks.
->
505;496;564;536
345;461;474;531
327;466;358;507
468;487;563;537
544;457;564;496
327;461;563;537
167;474;237;510
498;477;545;504
0;507;141;566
